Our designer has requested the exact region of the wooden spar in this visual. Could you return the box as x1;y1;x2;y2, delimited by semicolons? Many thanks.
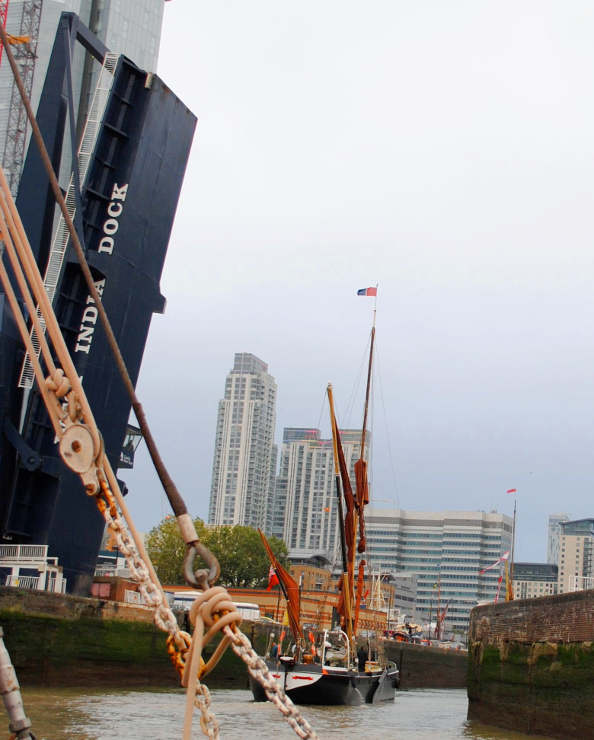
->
354;312;376;554
360;323;376;463
327;384;353;642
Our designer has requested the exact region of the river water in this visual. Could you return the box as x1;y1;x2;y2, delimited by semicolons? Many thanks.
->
18;687;553;740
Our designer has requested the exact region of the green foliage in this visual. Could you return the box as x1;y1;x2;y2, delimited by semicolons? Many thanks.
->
145;517;289;588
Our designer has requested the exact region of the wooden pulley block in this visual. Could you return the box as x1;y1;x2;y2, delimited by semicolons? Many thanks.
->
58;424;95;473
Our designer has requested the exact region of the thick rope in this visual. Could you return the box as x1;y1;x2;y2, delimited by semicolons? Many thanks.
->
180;587;319;740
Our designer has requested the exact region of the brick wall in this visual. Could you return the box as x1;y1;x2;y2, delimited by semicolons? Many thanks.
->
469;589;594;644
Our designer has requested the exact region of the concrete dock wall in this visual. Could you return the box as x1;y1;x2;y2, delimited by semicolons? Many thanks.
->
384;641;467;689
468;590;594;738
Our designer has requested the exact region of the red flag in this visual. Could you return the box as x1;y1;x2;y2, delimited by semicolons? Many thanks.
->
357;287;377;296
266;565;279;591
506;488;517;494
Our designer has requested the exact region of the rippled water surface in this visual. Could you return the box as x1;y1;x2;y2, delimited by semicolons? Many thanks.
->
18;687;554;740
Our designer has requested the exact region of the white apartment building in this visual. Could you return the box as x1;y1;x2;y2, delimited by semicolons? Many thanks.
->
512;563;558;599
558;519;594;594
208;354;277;529
274;427;365;558
547;513;570;565
365;508;513;633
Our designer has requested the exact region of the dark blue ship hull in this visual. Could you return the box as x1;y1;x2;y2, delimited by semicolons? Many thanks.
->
249;658;399;706
0;14;196;593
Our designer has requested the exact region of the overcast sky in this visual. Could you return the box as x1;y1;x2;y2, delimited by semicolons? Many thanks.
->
122;1;594;562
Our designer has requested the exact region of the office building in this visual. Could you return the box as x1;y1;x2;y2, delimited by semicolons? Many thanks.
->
364;508;513;633
558;519;594;594
209;354;277;529
275;427;366;560
547;513;570;565
1;0;164;193
512;563;558;599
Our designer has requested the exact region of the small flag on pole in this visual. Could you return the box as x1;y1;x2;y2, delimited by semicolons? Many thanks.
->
506;488;517;494
357;287;377;296
266;565;279;591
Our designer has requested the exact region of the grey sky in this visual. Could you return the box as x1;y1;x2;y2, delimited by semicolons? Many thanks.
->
123;1;594;562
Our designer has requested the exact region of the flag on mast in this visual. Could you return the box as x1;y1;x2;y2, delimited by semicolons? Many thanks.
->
266;565;279;591
357;287;377;296
506;488;517;494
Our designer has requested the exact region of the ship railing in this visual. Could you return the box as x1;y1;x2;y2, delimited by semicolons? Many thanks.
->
0;544;48;562
5;575;40;590
4;574;67;593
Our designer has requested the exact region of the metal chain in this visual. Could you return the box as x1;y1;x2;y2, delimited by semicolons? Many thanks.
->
194;684;219;739
95;481;188;650
224;626;319;740
95;480;319;740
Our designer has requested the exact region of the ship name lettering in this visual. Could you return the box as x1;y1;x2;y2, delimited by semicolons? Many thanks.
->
97;183;128;255
74;279;106;354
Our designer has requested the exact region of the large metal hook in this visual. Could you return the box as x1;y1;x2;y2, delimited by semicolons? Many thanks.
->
183;541;220;591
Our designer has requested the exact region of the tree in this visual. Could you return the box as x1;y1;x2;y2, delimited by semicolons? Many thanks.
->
145;517;289;588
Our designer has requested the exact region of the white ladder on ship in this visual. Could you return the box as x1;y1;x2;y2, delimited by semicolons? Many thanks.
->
18;52;119;389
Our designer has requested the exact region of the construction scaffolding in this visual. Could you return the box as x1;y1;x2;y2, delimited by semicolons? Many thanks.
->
0;0;42;196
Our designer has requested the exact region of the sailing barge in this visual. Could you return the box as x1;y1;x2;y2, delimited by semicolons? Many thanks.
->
252;296;399;706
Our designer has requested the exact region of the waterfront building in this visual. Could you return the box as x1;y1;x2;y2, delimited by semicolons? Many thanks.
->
208;354;277;529
1;1;165;194
275;427;365;559
547;513;570;565
512;563;558;599
558;519;594;593
364;508;513;633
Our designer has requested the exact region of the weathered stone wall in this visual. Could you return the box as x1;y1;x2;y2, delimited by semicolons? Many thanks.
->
468;590;594;739
0;585;154;623
384;641;467;688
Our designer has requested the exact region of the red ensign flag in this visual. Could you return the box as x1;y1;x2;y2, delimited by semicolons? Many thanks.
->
266;565;279;591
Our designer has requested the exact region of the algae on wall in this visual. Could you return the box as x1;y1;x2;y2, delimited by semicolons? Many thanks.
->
0;611;274;689
468;638;594;739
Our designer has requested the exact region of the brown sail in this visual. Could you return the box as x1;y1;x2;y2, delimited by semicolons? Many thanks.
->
258;529;303;641
335;424;357;566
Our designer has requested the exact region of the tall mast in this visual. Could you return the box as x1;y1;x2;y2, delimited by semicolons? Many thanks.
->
355;284;377;554
359;289;377;461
